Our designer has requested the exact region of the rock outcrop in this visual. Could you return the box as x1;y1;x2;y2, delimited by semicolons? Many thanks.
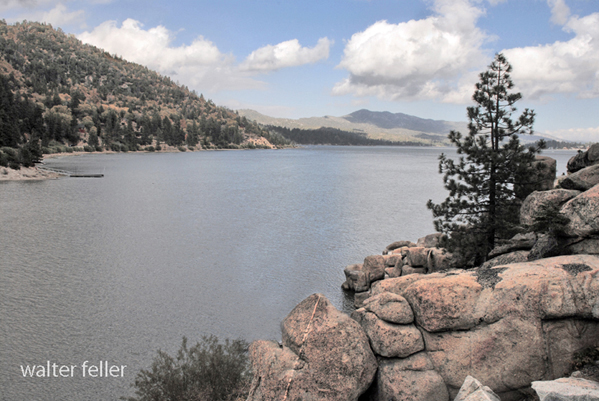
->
567;143;599;173
532;377;599;401
247;294;377;401
520;189;580;227
454;376;501;401
560;164;599;191
361;255;599;400
342;234;457;308
561;183;599;238
250;148;599;401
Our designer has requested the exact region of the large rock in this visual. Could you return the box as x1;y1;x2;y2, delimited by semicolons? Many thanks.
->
424;316;548;397
246;341;304;401
567;144;599;173
454;376;501;401
362;292;414;324
528;233;563;261
370;272;432;298
342;264;369;292
561;184;599;237
404;247;430;267
589;143;599;164
560;164;599;191
417;233;445;248
248;294;377;401
488;232;537;258
516;155;557;199
481;250;530;269
363;255;386;282
566;237;599;255
376;353;449;401
520;189;580;227
426;247;456;273
403;272;483;332
352;309;424;358
383;254;403;268
532;377;599;401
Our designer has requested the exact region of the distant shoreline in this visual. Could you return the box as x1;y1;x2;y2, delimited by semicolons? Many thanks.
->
1;145;283;181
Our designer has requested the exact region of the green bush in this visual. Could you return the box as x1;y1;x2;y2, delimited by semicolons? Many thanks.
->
84;145;94;152
178;146;187;152
125;336;250;401
1;147;17;158
0;151;9;167
145;146;155;152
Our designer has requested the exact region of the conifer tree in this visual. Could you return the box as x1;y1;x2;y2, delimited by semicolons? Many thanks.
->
426;53;545;265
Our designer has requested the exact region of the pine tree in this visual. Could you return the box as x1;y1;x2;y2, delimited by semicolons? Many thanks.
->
426;53;545;266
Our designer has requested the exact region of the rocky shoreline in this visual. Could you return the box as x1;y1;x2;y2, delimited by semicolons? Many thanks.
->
246;145;599;401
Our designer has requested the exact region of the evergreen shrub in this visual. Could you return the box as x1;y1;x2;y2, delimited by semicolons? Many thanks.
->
125;336;251;401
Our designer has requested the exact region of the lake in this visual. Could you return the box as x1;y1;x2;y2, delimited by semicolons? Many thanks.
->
0;146;574;400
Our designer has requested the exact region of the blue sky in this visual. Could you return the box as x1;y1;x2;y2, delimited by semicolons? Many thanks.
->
2;0;599;141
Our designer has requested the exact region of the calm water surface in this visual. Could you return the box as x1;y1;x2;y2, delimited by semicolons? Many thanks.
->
0;147;574;400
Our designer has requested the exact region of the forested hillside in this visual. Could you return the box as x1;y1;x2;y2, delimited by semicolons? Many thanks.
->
0;20;289;168
267;126;427;146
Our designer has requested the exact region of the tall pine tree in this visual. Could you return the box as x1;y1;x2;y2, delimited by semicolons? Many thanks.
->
427;53;545;266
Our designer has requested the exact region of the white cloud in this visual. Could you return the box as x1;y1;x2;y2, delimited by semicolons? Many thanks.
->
240;37;332;72
333;0;490;103
78;18;262;92
547;0;570;25
504;11;599;100
546;126;599;143
334;0;599;108
78;19;333;93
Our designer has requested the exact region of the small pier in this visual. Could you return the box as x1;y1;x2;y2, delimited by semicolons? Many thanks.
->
36;165;104;178
70;174;104;178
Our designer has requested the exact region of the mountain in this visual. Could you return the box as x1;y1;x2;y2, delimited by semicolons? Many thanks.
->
0;20;289;168
238;109;465;145
239;107;559;146
343;109;464;135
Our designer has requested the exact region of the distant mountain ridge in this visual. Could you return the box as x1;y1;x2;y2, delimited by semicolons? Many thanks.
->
239;109;557;145
238;109;468;144
343;109;461;135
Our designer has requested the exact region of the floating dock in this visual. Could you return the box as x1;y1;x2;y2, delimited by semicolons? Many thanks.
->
69;174;104;178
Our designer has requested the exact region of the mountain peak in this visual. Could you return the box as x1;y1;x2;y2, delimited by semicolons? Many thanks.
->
343;109;457;134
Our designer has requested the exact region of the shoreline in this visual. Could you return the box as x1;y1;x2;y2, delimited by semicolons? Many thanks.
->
0;165;63;181
1;144;290;181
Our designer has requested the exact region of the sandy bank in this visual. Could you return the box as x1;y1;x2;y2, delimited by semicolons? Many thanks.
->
0;166;63;181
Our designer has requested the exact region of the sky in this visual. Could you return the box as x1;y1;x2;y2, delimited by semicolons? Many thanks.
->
2;0;599;142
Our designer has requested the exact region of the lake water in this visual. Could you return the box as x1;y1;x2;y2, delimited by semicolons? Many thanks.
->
0;146;574;400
